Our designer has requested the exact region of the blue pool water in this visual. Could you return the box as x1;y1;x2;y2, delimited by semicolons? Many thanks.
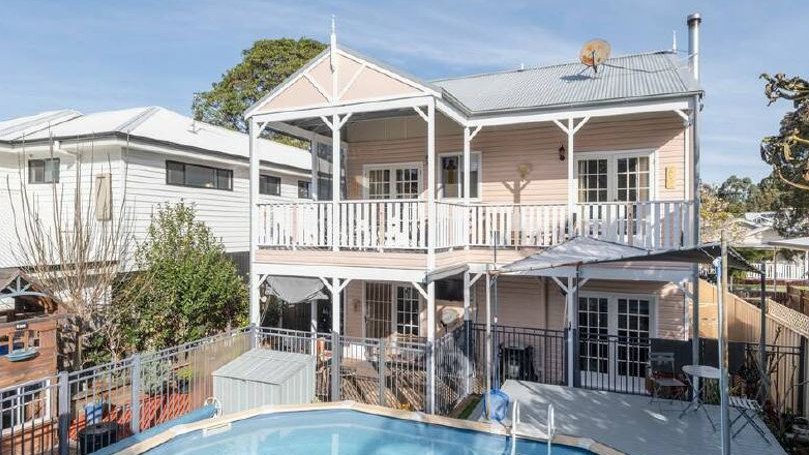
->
144;409;594;455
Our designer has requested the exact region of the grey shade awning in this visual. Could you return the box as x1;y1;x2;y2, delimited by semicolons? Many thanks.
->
498;237;652;274
495;237;760;279
264;276;327;304
768;237;809;251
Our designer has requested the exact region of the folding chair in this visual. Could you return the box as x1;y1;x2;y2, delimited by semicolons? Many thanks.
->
729;396;769;442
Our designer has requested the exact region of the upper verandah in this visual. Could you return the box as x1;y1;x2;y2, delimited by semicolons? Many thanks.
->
243;40;702;126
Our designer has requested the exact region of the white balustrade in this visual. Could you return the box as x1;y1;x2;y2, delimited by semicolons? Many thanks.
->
257;199;694;251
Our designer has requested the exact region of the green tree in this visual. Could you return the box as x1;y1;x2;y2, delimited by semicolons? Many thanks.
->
717;175;759;214
760;73;809;235
192;38;326;133
116;202;247;352
699;183;745;243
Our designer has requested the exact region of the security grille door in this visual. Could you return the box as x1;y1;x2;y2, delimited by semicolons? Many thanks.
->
365;283;393;339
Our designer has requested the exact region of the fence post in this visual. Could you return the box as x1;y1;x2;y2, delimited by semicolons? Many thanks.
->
800;338;807;416
378;338;386;408
250;324;258;350
464;320;471;396
331;331;341;401
131;354;141;434
570;328;580;388
57;371;70;455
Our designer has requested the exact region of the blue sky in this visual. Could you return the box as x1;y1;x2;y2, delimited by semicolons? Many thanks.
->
1;1;807;184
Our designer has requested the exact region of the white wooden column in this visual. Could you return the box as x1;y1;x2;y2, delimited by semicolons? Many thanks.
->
310;139;319;200
426;100;437;414
248;118;261;326
331;115;341;251
566;118;575;231
485;272;492;398
553;117;589;235
463;126;481;248
331;277;341;334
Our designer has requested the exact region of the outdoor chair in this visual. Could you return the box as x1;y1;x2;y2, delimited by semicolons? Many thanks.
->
647;352;686;404
729;396;768;442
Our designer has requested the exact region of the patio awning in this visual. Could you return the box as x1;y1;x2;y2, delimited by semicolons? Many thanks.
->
494;237;760;280
263;276;327;304
498;237;651;274
767;237;809;251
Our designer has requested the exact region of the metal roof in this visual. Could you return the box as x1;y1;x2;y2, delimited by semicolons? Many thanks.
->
433;51;700;115
0;107;311;171
212;349;314;384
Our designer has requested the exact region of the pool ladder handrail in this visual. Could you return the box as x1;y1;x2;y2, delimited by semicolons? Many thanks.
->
547;404;556;455
510;400;520;455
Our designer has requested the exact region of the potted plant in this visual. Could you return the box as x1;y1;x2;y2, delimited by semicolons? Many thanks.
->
176;366;194;394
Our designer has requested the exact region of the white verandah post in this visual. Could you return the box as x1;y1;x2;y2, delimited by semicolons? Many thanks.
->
331;115;341;251
426;100;437;414
248;118;261;326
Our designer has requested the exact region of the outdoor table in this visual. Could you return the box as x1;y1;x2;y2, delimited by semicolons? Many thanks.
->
679;364;720;429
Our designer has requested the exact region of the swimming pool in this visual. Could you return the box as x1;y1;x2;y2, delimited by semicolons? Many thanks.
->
138;408;597;455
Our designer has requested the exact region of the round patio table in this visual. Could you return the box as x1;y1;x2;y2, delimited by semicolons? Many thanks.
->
679;364;721;429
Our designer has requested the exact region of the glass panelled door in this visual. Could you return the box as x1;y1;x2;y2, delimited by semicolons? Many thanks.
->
578;294;653;392
578;296;610;375
364;164;422;247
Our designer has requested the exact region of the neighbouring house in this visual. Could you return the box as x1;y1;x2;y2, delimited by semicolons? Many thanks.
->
245;18;703;401
0;107;311;400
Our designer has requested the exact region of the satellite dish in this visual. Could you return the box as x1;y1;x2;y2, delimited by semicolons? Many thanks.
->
579;39;611;73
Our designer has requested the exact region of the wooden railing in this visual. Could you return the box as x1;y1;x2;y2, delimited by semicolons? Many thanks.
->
257;199;694;251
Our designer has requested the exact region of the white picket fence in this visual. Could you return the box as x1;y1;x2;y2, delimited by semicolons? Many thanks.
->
746;262;808;281
257;200;695;251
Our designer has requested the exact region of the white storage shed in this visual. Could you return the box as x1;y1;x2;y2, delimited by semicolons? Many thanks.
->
212;348;316;414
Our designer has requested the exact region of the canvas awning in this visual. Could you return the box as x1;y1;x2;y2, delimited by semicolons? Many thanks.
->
768;237;809;251
263;276;327;304
495;237;761;278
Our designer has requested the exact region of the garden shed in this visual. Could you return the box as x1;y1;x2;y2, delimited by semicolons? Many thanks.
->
212;348;315;414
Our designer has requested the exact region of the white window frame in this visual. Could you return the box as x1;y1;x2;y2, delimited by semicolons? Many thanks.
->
361;282;422;338
574;149;656;203
361;162;424;200
437;151;482;201
0;378;51;434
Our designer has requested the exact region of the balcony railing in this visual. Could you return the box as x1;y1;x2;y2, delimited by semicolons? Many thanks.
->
257;199;695;251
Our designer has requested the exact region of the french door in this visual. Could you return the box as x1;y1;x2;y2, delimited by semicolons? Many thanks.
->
364;283;421;339
578;294;653;393
364;164;421;199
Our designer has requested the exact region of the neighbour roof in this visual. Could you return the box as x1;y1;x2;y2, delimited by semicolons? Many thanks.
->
433;51;700;114
0;107;311;171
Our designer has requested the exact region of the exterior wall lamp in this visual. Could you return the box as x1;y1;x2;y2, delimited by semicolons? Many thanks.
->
558;145;566;161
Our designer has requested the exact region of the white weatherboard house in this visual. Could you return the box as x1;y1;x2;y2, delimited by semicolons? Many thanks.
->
245;17;706;404
0;106;312;272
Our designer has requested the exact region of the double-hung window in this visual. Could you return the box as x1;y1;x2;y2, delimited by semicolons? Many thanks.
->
576;151;653;203
259;175;281;196
439;152;481;199
166;161;232;191
28;158;60;184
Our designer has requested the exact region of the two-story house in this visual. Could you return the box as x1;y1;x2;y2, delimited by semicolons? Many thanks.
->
245;17;703;398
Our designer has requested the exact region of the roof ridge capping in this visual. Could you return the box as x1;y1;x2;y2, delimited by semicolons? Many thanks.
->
430;50;680;83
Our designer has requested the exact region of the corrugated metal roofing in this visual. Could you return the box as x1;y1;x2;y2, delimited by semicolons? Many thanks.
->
0;107;311;170
433;51;699;114
212;349;314;384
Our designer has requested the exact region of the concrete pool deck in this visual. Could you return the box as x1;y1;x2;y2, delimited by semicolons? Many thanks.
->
491;380;785;455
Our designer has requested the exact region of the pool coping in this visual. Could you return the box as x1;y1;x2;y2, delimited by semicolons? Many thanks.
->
117;401;625;455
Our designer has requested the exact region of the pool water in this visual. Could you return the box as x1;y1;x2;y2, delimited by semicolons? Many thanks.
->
144;409;594;455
